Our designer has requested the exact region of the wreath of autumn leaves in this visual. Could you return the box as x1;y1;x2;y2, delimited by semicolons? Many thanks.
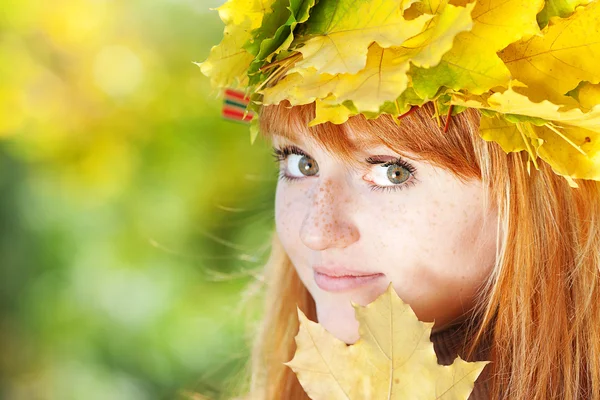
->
199;0;600;187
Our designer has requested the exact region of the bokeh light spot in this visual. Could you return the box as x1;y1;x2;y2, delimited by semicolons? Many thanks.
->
93;45;144;98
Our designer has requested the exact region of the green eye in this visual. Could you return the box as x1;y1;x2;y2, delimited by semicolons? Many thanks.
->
297;155;319;176
387;164;411;184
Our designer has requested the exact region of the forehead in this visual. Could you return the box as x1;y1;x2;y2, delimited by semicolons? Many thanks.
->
263;110;391;161
269;124;384;148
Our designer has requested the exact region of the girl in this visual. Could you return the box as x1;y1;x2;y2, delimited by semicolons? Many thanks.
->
244;101;600;400
199;0;600;398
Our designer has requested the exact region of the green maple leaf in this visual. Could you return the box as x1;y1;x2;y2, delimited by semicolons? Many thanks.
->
244;0;317;83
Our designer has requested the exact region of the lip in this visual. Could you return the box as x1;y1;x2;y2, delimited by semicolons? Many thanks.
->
313;266;384;292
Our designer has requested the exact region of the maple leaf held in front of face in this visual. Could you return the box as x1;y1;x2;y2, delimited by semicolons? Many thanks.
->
286;283;488;400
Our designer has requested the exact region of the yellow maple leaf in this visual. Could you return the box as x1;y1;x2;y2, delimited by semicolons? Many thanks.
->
482;114;600;184
197;0;274;89
499;1;600;105
453;88;600;182
479;112;545;175
310;98;358;126
536;124;600;182
410;0;447;14
401;1;476;68
262;44;415;112
286;283;488;400
468;0;544;51
537;0;594;28
411;0;544;98
453;87;600;132
578;82;600;111
480;112;542;155
287;0;433;76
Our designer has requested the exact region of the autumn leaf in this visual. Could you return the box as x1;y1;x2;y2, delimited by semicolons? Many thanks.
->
244;0;317;82
287;0;433;76
537;0;594;28
216;0;275;28
480;112;540;154
452;86;600;132
197;0;275;89
453;88;600;182
577;83;600;111
499;1;600;105
409;0;448;14
479;112;544;175
310;98;359;126
401;1;475;69
482;113;600;184
309;88;429;126
262;44;415;112
411;0;544;99
286;283;488;400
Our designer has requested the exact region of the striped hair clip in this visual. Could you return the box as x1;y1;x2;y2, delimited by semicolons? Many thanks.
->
222;88;254;124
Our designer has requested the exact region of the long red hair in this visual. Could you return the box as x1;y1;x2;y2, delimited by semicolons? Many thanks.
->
229;101;600;399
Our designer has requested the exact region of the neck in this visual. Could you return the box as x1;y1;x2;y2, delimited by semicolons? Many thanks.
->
430;318;492;399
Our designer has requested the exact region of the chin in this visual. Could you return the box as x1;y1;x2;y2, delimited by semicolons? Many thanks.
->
315;301;361;345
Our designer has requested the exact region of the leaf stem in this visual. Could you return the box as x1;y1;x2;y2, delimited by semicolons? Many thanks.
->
433;101;441;128
443;105;453;133
397;106;417;120
516;122;539;170
544;123;587;156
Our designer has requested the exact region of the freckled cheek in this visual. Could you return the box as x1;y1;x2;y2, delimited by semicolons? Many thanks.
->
367;210;422;261
275;187;308;243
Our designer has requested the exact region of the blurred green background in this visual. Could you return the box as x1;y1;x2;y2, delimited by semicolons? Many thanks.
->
0;1;277;399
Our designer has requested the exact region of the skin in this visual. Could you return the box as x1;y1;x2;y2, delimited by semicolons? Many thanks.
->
272;131;498;345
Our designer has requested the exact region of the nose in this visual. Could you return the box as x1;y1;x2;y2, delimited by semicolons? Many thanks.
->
299;178;360;251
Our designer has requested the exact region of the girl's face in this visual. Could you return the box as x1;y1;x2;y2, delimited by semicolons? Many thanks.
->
272;130;498;344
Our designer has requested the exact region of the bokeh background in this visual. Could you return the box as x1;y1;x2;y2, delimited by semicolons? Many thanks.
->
0;1;277;399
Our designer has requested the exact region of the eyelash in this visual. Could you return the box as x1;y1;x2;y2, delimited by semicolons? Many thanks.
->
271;145;418;193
